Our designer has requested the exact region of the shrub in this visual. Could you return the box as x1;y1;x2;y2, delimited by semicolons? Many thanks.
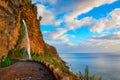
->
7;49;15;58
79;65;102;80
0;56;11;68
7;47;28;59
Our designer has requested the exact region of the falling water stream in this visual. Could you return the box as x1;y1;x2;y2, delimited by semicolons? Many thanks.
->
22;20;31;60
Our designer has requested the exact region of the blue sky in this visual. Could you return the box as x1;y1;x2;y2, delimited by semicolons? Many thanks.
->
32;0;120;53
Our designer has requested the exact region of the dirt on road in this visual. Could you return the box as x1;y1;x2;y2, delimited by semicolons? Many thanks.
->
0;60;56;80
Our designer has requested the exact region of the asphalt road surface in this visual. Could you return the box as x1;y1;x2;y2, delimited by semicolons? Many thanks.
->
0;60;56;80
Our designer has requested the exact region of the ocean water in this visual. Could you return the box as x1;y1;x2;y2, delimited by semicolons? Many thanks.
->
59;53;120;80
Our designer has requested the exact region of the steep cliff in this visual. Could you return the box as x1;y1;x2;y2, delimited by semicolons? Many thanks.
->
0;0;58;57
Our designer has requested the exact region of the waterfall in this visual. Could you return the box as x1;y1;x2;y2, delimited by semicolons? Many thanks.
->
22;20;31;60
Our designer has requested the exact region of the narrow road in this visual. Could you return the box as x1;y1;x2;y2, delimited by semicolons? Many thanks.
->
0;61;56;80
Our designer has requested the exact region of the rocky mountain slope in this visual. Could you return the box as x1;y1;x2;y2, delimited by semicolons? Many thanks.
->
0;0;57;57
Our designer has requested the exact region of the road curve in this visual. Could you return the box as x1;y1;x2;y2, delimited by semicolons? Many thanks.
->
0;60;56;80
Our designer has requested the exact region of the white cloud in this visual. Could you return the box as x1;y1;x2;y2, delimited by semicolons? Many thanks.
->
43;28;76;46
32;0;56;5
67;17;95;30
52;0;117;43
36;4;54;24
90;19;106;33
40;0;56;4
58;34;75;46
92;34;120;40
36;4;61;26
32;0;39;4
44;17;94;46
49;17;94;39
53;20;62;26
54;39;120;53
82;39;120;52
114;31;120;35
65;0;117;22
91;8;120;33
48;28;67;40
34;0;117;27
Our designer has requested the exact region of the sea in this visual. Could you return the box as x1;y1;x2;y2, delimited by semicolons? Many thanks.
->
59;53;120;80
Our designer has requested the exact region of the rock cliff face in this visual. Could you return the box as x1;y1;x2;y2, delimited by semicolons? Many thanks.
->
0;0;57;57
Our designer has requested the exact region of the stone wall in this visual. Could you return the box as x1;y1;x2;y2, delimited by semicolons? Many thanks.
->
30;60;82;80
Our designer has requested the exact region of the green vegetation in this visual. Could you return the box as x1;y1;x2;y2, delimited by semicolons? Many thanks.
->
27;0;32;9
15;17;25;47
8;16;27;59
7;47;27;59
7;48;15;57
31;53;80;80
0;56;11;68
79;65;102;80
31;53;70;73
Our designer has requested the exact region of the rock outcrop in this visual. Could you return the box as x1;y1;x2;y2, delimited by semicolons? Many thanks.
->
0;0;57;57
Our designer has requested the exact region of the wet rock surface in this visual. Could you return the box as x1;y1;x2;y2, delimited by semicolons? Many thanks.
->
0;61;56;80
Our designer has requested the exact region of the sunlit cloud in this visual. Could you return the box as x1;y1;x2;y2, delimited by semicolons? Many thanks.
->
91;8;120;33
36;4;61;26
65;0;117;22
66;17;95;30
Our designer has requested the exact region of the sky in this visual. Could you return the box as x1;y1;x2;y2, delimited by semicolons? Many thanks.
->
32;0;120;53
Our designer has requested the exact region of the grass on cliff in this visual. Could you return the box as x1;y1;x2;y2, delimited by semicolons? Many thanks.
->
27;0;33;9
8;16;27;59
7;48;28;59
31;53;80;80
15;17;25;47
